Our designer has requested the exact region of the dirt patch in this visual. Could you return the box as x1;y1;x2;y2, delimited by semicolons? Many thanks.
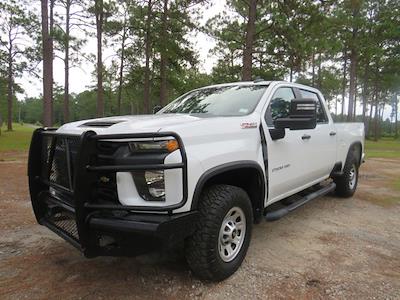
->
0;151;28;162
356;158;400;207
1;154;400;299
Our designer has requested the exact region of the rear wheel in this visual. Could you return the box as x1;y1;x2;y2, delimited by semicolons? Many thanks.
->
185;184;253;281
334;154;359;197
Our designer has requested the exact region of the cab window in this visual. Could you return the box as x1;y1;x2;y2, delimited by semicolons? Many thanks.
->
299;89;328;123
265;87;295;127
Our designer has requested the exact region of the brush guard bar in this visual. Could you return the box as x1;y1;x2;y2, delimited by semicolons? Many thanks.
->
28;128;191;257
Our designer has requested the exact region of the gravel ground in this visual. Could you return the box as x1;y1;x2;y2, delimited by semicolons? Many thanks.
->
0;152;399;300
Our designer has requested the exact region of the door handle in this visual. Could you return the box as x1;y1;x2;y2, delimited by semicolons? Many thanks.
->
329;131;337;136
302;134;311;140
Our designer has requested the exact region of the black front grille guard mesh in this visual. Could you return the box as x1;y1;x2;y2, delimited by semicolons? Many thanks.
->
40;135;81;193
28;128;188;255
48;210;79;240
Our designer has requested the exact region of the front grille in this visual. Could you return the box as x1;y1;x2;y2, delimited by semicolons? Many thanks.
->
40;134;120;207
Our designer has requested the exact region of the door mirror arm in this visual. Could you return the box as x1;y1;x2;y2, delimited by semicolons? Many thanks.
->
269;128;285;140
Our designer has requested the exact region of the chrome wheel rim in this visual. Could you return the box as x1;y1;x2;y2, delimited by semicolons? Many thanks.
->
349;164;356;189
218;207;246;262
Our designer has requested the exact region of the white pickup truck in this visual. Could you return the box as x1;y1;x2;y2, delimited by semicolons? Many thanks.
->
28;80;364;281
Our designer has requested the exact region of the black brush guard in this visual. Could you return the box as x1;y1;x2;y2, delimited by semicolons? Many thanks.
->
28;128;197;257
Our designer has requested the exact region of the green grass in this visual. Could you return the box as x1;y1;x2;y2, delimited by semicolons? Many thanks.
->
365;138;400;159
0;123;36;152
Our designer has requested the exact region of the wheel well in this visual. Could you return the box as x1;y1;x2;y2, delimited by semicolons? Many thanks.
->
191;164;265;223
349;142;362;166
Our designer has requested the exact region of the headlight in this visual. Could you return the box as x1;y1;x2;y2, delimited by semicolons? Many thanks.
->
145;171;165;198
132;170;165;201
129;139;179;153
129;139;178;201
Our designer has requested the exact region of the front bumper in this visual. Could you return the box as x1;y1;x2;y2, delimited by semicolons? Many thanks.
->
39;193;198;257
28;128;194;257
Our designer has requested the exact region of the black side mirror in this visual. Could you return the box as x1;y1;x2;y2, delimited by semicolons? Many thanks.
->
274;98;317;130
269;128;285;140
153;105;162;114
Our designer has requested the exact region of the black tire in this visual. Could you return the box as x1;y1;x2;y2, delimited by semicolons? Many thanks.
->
185;184;253;281
334;153;359;197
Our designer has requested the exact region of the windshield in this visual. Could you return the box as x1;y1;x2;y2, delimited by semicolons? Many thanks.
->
158;85;268;117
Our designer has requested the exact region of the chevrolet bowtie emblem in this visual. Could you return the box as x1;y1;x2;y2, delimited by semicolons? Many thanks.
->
100;176;110;183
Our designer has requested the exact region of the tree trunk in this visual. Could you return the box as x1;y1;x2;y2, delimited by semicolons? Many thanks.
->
311;48;315;87
143;0;153;114
353;76;357;118
50;0;54;118
347;4;359;122
289;64;293;82
377;105;382;138
362;62;368;126
347;50;357;121
95;0;104;117
379;103;384;138
7;35;13;131
395;94;399;138
117;23;126;115
341;50;347;120
241;0;257;81
317;52;322;89
63;0;70;123
335;96;338;117
373;92;379;141
367;103;374;137
41;0;53;127
159;0;169;107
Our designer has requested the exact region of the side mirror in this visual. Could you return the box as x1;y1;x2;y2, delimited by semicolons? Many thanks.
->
274;98;317;130
269;128;285;140
153;105;162;114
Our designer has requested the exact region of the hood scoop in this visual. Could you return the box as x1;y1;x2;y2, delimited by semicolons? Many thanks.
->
80;120;125;128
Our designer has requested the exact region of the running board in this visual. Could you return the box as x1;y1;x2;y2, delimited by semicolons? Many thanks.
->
265;182;336;222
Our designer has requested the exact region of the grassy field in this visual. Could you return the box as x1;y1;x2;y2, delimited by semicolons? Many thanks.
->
0;123;399;159
365;138;400;159
0;123;36;152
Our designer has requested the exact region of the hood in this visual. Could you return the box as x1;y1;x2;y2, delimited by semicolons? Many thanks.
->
56;114;202;135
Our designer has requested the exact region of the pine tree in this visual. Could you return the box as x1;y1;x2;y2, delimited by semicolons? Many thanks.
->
0;0;39;130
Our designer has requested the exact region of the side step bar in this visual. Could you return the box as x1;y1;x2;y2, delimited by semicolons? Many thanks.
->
265;182;336;222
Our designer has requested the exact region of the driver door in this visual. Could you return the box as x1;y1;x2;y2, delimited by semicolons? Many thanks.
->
261;86;314;203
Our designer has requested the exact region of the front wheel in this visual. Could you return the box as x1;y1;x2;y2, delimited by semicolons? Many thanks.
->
185;184;253;281
334;154;359;197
